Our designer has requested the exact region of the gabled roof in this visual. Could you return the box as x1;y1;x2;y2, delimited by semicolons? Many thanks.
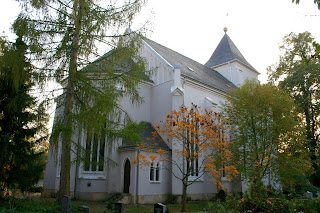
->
81;49;153;82
143;38;235;93
120;122;171;151
205;33;259;73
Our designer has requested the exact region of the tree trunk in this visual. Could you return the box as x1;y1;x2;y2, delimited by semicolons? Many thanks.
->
58;73;75;201
181;181;188;212
181;139;190;212
58;0;84;202
304;107;320;186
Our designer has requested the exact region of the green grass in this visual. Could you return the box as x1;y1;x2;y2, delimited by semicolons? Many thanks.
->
3;197;320;213
0;197;208;213
104;202;208;213
0;198;61;213
164;202;208;212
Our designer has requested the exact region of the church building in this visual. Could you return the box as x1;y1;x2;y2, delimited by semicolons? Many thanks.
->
42;28;259;203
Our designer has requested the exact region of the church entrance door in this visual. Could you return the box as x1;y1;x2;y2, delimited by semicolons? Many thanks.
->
123;159;131;193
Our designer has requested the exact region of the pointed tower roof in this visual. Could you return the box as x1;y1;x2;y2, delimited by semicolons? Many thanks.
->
205;31;259;73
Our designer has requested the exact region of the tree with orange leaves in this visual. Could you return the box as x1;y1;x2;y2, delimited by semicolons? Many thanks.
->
135;104;237;212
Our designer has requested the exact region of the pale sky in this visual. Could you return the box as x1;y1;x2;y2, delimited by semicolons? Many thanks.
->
1;0;320;83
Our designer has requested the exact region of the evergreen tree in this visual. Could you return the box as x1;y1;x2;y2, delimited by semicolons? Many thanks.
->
13;0;150;199
0;37;48;192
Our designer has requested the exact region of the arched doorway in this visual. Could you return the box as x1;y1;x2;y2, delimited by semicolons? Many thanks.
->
123;159;131;193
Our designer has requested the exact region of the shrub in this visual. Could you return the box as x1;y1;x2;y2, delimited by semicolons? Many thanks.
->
288;199;320;213
106;202;114;211
207;190;320;213
165;194;178;204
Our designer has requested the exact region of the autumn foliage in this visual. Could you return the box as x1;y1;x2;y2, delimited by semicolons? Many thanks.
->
134;104;237;211
223;80;312;205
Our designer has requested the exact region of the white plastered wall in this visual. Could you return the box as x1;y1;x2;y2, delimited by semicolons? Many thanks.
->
213;61;259;87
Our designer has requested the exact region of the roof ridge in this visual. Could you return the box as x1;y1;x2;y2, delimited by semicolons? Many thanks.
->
142;37;236;93
144;38;204;66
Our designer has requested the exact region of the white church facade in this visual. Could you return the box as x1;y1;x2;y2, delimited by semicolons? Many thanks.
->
42;29;259;203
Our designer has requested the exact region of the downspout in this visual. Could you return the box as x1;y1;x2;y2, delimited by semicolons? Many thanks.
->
182;77;186;105
182;76;186;197
136;149;140;204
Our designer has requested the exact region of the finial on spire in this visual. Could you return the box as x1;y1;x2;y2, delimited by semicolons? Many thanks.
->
223;27;228;33
224;13;229;34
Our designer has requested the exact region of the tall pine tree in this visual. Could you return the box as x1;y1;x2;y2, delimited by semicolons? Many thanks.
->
0;37;48;192
13;0;150;199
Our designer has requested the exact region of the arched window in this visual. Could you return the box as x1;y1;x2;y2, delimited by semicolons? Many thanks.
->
150;162;160;182
84;133;105;172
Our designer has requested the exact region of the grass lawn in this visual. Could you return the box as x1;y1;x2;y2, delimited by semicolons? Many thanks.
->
4;195;320;212
0;196;209;213
76;200;208;213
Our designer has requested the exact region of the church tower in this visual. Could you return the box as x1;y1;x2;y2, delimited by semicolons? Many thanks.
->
205;28;259;86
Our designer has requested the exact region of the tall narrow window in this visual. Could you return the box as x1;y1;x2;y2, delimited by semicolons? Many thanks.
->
150;163;154;181
84;133;92;171
190;143;199;177
222;165;226;178
98;136;105;171
155;163;160;181
189;116;200;177
84;133;105;172
150;162;160;182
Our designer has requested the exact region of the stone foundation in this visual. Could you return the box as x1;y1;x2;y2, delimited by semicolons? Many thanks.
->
135;194;169;204
41;189;58;198
77;192;108;201
188;193;216;201
134;193;216;204
42;190;217;204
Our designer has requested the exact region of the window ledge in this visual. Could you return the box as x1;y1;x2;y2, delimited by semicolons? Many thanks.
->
221;177;228;182
221;177;232;182
150;181;161;184
80;172;106;180
188;176;203;182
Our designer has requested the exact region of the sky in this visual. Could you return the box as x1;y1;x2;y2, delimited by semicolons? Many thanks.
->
1;0;320;84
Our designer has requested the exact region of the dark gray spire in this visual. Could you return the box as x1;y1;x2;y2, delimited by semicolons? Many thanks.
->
205;33;258;73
